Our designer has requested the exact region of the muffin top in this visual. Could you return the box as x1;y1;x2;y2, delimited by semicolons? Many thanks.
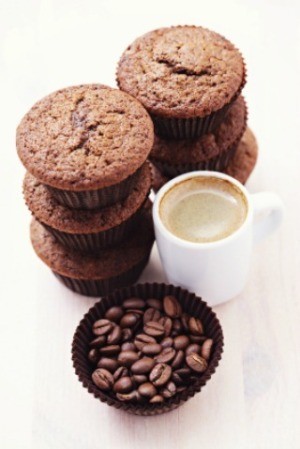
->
24;163;151;234
17;84;154;191
117;26;246;119
30;205;154;280
150;96;247;164
226;127;258;184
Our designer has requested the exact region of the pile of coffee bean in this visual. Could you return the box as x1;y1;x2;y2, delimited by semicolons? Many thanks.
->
89;295;213;404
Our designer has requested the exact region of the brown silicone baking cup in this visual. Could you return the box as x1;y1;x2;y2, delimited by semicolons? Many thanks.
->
41;197;149;255
46;164;144;210
72;283;224;415
54;254;151;297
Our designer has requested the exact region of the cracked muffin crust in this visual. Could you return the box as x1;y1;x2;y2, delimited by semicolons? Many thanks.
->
17;84;154;191
117;26;246;119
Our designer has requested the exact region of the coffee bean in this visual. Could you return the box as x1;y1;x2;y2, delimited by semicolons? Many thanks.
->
163;296;182;318
141;343;162;356
181;313;190;332
159;317;172;337
104;306;124;323
121;328;133;342
97;357;119;372
146;299;163;310
88;349;99;364
143;308;161;323
99;345;120;356
131;357;155;374
89;335;106;348
116;390;141;402
113;376;133;393
160;381;176;398
134;334;156;350
201;339;213;360
118;350;139;367
123;298;146;309
113;366;129;381
161;337;173;348
190;335;207;344
144;321;165;338
93;319;113;336
185;343;201;356
188;317;204;336
138;382;157;398
107;325;122;345
176;386;186;393
92;368;114;391
171;372;185;386
155;347;176;364
126;309;144;316
172;319;183;334
149;395;164;404
186;353;208;373
149;363;172;387
175;367;191;378
121;342;136;352
174;335;190;350
132;374;148;385
120;312;140;328
171;350;185;369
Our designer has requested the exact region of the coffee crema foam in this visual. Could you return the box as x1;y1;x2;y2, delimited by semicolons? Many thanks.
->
159;177;248;243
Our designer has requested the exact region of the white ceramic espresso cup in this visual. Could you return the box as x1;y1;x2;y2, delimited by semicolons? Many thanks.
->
153;171;284;306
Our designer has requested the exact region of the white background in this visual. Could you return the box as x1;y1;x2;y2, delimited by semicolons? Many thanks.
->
0;0;299;448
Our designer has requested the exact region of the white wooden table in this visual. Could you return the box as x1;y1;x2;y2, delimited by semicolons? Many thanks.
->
1;1;299;448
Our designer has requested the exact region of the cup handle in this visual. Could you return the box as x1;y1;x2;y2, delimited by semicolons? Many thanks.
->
251;192;284;245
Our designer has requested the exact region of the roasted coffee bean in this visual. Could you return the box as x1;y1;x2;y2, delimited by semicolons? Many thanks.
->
146;298;163;310
116;390;141;402
107;325;122;345
186;353;208;373
171;372;185;386
121;342;136;352
188;317;204;336
118;350;139;367
126;309;144;316
143;308;161;324
159;317;172;337
132;374;148;385
121;328;133;342
172;319;183;334
171;350;185;369
113;366;129;381
144;321;165;338
190;335;207;344
123;298;146;309
161;337;173;348
113;376;133;393
181;313;190;332
149;394;164;403
99;345;120;356
155;347;176;364
141;343;162;356
93;319;113;336
176;386;186;393
163;295;182;318
88;349;100;364
89;335;106;348
97;357;119;372
131;357;155;374
160;381;176;398
92;368;114;391
104;306;124;323
120;312;140;328
134;333;156;350
201;339;213;360
138;382;157;398
174;335;190;350
149;363;172;387
175;367;191;378
185;343;201;356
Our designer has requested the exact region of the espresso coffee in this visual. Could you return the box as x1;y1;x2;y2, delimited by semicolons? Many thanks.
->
159;177;247;243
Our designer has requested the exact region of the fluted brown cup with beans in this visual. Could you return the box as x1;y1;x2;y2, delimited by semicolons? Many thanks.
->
72;283;224;415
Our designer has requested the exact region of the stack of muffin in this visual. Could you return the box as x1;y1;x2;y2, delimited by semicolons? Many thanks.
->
116;26;258;190
17;84;155;297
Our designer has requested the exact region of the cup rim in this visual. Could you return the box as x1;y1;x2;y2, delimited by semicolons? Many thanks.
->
153;171;253;249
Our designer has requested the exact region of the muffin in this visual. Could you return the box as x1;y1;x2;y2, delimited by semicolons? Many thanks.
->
117;26;246;139
23;163;152;254
17;84;154;209
150;96;247;177
30;205;154;297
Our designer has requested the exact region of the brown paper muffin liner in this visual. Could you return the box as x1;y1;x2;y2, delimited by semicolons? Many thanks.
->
72;283;224;415
46;165;144;210
41;197;149;255
54;254;151;297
